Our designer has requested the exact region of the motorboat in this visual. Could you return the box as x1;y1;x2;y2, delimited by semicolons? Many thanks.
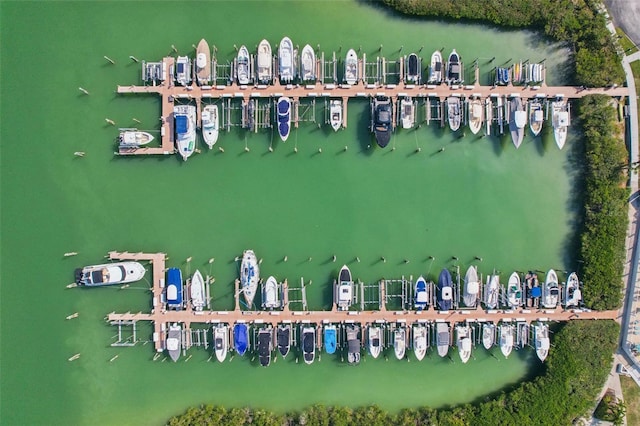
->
213;325;228;362
278;36;294;83
463;265;480;308
329;99;342;131
436;322;450;357
195;38;211;85
484;97;493;136
118;129;154;147
233;322;249;356
428;50;443;84
262;276;280;309
190;269;205;311
482;322;495;350
368;325;382;359
564;272;582;308
446;96;461;132
400;97;415;129
344;49;358;85
257;39;272;84
336;265;354;311
277;96;291;142
394;325;406;360
277;323;291;357
483;274;499;310
507;272;522;309
201;104;219;149
174;104;196;161
240;249;259;308
456;324;472;363
496;95;504;134
513;61;522;83
499;323;514;358
534;322;550;362
542;269;560;309
446;49;462;84
517;322;529;348
175;56;191;86
166;323;182;362
346;325;361;365
166;267;183;309
324;324;337;355
75;261;145;287
302;326;316;365
258;327;273;367
529;98;544;137
371;96;392;148
525;272;542;308
468;96;483;135
552;97;569;149
437;269;453;310
236;45;250;85
413;324;428;361
496;67;510;85
509;96;527;148
243;99;255;130
406;53;420;84
300;44;316;81
414;276;429;311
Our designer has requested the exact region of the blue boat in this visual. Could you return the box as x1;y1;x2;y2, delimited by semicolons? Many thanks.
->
437;269;453;310
234;323;249;356
277;97;291;142
414;276;428;311
166;267;183;309
324;325;337;354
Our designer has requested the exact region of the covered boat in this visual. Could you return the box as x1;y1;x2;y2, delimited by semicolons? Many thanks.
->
406;53;420;84
552;97;569;149
277;96;291;142
201;104;219;149
447;96;461;132
240;249;259;307
413;324;428;361
118;129;154;147
483;274;499;310
346;325;361;365
166;267;183;309
509;96;527;148
468;96;483;135
372;96;392;147
258;327;273;367
414;276;428;311
506;272;522;309
368;325;382;359
324;324;337;355
344;49;358;85
456;324;472;363
564;272;582;308
166;323;182;362
428;50;443;84
463;265;480;308
302;326;316;365
437;268;453;310
175;56;191;86
174;104;196;161
277;323;291;357
482;322;495;350
75;261;145;287
436;322;450;358
446;49;462;84
190;269;205;311
236;45;250;85
534;322;550;362
257;39;272;84
233;322;249;356
499;323;514;358
330;99;342;131
484;97;493;136
542;269;560;309
195;38;211;85
529;98;544;136
336;265;354;311
400;97;415;129
278;37;294;83
394;325;406;360
213;325;228;362
262;276;280;309
300;44;316;81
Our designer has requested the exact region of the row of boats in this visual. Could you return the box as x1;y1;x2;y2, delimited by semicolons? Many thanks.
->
164;319;551;365
495;63;544;86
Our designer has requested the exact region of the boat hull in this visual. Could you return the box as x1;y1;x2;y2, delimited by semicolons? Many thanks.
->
302;327;316;365
279;37;294;83
344;49;358;85
214;325;228;362
190;270;205;310
76;261;145;287
201;105;219;148
257;39;272;84
277;97;291;142
240;250;259;307
330;99;342;131
237;46;250;85
277;324;291;357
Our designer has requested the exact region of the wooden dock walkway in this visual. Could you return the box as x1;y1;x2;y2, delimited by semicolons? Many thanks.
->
105;251;618;353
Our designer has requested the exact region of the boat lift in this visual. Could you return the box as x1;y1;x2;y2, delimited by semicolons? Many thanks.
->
189;327;209;349
319;51;338;84
362;54;382;86
214;59;231;86
426;96;443;126
287;277;308;311
359;280;383;311
384;276;410;311
260;278;283;310
110;319;138;347
292;97;317;127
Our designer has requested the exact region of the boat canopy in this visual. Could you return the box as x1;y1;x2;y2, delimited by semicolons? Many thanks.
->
461;338;472;351
416;291;429;303
167;285;177;300
196;53;207;69
377;107;391;124
166;337;179;351
338;284;352;303
348;338;360;353
530;287;542;298
558;111;569;126
175;115;188;134
537;338;550;350
437;331;449;345
442;287;453;300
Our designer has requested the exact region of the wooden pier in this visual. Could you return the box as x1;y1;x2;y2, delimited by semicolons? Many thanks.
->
116;56;628;156
105;251;618;354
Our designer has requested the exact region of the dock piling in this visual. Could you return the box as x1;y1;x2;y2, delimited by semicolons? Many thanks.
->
104;56;115;64
78;87;89;95
129;56;139;63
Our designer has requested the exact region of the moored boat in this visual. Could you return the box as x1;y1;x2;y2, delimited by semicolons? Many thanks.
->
258;327;273;367
413;323;428;361
278;37;294;83
507;272;522;309
195;38;211;85
344;49;358;85
428;50;443;84
437;269;453;310
463;265;480;308
233;322;249;356
166;323;182;362
368;325;382;359
257;39;273;84
372;96;392;147
201;104;219;149
552;97;569;149
346;324;361;365
302;326;316;365
406;53;420;84
75;261;145;287
484;97;493;136
175;56;191;86
400;97;415;129
542;269;560;309
262;276;280;309
499;323;514;358
529;98;544;136
213;325;228;362
277;96;291;142
414;276;429;311
118;129;154;147
456;324;472;363
277;323;291;357
394;325;406;360
446;96;461;132
482;322;495;350
484;274;499;310
324;324;337;355
190;269;205;311
468;96;483;135
236;45;250;85
509;96;527;148
564;272;582;308
436;322;450;357
174;104;196;161
330;99;342;131
300;44;316;81
166;267;183;309
446;49;462;84
240;250;259;308
336;265;354;311
534;322;550;362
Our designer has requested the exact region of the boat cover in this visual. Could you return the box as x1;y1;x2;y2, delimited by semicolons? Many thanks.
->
530;287;542;298
234;324;248;354
408;54;418;75
196;53;206;69
175;115;188;134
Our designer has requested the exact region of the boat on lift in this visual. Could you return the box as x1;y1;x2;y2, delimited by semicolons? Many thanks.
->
300;44;316;81
302;326;316;365
324;324;337;355
257;39;272;84
552;97;569;149
262;276;280;309
463;265;480;308
564;272;582;308
413;323;428;361
258;327;273;367
240;250;259;308
482;322;496;350
446;49;462;84
542;269;560;309
436;322;450;357
400;97;415;129
509;96;527;148
236;45;250;85
484;97;493;136
529;97;544;136
201;104;219;149
118;129;154;148
414;276;429;311
344;49;358;85
213;325;228;362
468;96;483;135
507;272;522;309
330;99;342;131
499;323;514;358
346;324;361;365
428;50;443;84
336;265;354;311
406;53;420;84
190;269;205;311
166;323;182;362
277;96;291;142
277;323;291;357
174;104;196;161
279;37;294;83
233;322;249;356
195;38;211;85
166;267;183;309
437;268;453;310
394;325;406;360
368;325;382;359
484;274;500;310
372;96;392;147
456;324;472;363
175;56;191;86
75;261;146;287
447;96;462;132
534;322;550;361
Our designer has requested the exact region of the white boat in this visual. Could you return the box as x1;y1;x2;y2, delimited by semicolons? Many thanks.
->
484;97;493;136
533;322;550;362
262;276;280;309
300;44;316;81
456;324;472;363
413;324;428;361
468;97;483;135
368;325;382;359
414;275;429;311
346;325;361;365
236;45;250;85
542;269;560;309
240;250;259;307
190;270;205;311
484;274;500;310
564;272;582;308
394;326;406;360
436;322;450;357
509;96;527;148
446;49;462;84
499;323;514;358
552;97;569;149
174;104;196;161
447;96;461;131
195;38;211;85
257;39;272;84
463;265;480;308
175;56;191;86
201;104;219;149
428;50;443;84
118;129;154;147
507;272;522;309
166;323;182;362
482;322;495;350
400;97;415;129
344;49;358;85
278;37;294;83
336;265;353;311
213;325;228;362
329;99;342;131
529;98;544;136
75;261;145;287
277;96;291;142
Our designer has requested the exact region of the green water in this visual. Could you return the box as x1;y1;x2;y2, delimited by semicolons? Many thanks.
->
1;1;578;425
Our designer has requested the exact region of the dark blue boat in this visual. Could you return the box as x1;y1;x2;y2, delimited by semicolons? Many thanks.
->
437;269;453;310
277;97;291;142
234;323;249;356
372;96;392;148
166;267;183;309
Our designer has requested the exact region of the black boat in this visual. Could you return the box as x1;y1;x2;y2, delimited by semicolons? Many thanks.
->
437;268;453;310
258;328;273;367
406;53;420;84
371;96;392;148
277;323;291;357
302;327;316;365
346;324;361;365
